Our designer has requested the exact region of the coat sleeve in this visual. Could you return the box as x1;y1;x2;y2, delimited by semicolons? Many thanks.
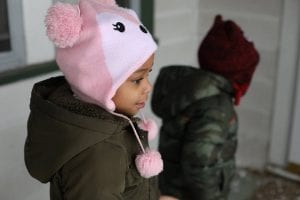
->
59;141;127;200
181;106;237;199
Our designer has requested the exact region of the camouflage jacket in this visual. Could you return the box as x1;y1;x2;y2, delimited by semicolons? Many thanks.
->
151;65;238;200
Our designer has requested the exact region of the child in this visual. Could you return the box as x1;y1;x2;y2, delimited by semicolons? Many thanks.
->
151;15;259;200
24;0;163;199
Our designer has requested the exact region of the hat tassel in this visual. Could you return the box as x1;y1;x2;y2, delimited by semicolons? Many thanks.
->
112;112;163;178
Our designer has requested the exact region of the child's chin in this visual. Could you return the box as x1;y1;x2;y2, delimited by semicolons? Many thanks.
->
128;111;138;117
119;110;138;117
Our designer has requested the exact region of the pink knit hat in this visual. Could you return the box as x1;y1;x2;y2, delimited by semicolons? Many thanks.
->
45;0;157;112
45;0;162;178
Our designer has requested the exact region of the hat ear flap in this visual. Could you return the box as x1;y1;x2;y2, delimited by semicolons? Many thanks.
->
45;2;83;48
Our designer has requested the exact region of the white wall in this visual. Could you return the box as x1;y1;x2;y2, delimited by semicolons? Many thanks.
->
22;0;55;64
0;72;60;200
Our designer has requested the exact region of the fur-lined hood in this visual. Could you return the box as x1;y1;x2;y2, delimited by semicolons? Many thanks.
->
25;76;130;183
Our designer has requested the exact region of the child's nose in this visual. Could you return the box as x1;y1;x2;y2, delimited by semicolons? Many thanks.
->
144;79;152;94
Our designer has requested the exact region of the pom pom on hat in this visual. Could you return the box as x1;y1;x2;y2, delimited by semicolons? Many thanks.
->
135;149;163;178
198;15;260;105
45;2;82;48
138;118;158;141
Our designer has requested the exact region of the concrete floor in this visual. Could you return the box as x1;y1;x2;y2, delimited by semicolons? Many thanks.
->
229;169;300;200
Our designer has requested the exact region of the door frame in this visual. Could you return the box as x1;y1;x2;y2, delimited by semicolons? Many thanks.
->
269;0;300;167
288;42;300;165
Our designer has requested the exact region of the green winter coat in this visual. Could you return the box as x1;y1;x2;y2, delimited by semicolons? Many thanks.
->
24;76;159;200
151;65;238;200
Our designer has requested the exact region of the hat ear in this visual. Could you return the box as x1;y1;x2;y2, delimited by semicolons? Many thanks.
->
45;2;83;48
214;14;223;25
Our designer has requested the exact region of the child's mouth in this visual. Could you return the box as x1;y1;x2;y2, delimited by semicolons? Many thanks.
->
136;102;145;109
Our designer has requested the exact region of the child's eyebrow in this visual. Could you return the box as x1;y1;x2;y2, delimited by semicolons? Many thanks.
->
134;67;153;74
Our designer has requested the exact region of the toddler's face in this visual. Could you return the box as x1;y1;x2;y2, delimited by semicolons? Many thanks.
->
112;54;154;116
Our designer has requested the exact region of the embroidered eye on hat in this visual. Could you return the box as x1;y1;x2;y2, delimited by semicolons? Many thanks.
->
45;0;157;112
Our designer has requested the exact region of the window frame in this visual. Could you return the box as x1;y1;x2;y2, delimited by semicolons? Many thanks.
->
0;0;26;75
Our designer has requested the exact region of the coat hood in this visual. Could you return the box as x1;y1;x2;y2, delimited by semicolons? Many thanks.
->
151;65;234;119
24;76;128;183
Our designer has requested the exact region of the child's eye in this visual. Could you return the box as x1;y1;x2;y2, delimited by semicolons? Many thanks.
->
144;69;152;78
132;78;143;84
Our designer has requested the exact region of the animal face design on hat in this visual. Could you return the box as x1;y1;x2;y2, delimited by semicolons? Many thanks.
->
96;12;155;105
45;0;157;111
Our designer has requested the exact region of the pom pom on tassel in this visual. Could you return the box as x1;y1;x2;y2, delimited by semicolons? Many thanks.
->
138;119;158;141
135;149;163;178
45;2;82;48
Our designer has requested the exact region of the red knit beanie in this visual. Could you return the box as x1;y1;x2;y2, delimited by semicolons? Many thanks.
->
198;15;260;105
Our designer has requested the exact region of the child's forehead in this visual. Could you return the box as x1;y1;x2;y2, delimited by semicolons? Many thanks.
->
137;55;154;70
134;67;151;73
132;64;153;76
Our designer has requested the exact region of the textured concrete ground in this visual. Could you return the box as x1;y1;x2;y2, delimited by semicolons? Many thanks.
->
229;169;300;200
